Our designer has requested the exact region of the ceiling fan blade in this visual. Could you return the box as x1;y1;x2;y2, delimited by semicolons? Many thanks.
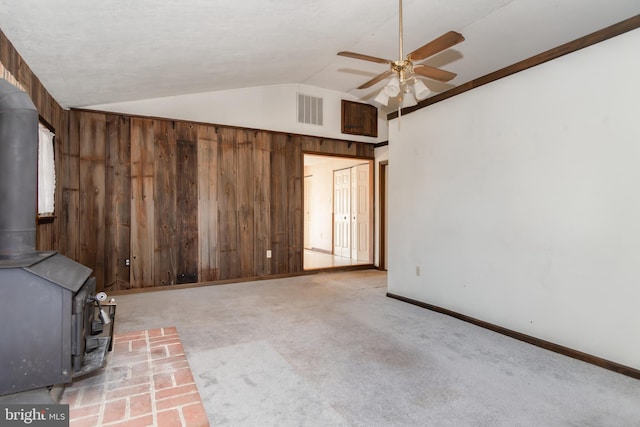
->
413;64;457;82
357;70;394;89
338;51;393;65
407;31;465;62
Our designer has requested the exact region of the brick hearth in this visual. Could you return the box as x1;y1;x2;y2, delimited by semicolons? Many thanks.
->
61;327;209;426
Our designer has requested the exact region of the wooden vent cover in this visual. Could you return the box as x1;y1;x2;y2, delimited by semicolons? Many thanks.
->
341;100;377;137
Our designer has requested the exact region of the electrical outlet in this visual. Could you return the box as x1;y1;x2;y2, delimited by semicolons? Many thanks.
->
416;266;420;276
125;258;130;266
266;250;272;259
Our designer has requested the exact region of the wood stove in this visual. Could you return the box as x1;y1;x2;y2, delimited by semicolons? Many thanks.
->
0;78;111;396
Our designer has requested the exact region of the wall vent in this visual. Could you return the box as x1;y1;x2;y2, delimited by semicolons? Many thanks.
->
297;93;323;126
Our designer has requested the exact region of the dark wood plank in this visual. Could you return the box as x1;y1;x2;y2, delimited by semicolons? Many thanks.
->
105;114;131;291
270;134;288;274
217;127;239;280
35;221;54;252
78;112;107;290
17;56;32;100
130;118;155;288
236;129;255;278
0;30;11;72
176;122;199;284
254;131;272;276
286;136;303;273
62;111;81;261
197;125;219;282
153;120;177;286
31;78;45;122
356;141;375;158
51;107;69;253
300;136;374;159
0;29;18;78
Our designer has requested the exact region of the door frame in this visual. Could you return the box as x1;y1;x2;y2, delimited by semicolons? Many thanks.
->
379;160;388;271
302;152;375;269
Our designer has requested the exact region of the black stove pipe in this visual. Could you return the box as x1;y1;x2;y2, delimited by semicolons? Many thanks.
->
0;79;39;260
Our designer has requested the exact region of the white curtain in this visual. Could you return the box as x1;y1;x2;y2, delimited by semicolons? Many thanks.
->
38;123;56;215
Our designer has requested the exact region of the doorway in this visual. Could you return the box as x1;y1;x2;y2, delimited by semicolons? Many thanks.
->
303;154;373;270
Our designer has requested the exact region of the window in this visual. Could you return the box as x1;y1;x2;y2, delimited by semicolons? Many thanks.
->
38;122;55;216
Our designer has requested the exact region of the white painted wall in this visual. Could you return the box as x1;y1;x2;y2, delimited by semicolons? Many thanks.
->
388;28;640;370
304;161;334;252
87;84;388;144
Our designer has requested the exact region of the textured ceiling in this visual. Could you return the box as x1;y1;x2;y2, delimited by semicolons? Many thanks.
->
0;0;638;109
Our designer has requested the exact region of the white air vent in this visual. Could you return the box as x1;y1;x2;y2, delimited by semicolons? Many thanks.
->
297;93;323;126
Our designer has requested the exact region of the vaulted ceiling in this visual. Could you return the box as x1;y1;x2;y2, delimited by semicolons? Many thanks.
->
1;0;638;109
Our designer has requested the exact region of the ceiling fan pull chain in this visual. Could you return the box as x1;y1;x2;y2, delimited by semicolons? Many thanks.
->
399;0;404;62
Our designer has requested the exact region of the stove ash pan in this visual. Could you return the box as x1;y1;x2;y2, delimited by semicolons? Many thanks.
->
0;252;110;396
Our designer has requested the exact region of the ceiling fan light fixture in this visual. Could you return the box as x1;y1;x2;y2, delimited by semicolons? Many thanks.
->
374;89;390;106
383;75;401;97
337;0;464;115
413;79;431;100
401;89;417;108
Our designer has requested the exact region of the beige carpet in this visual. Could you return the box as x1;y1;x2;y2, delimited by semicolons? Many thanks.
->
111;270;640;426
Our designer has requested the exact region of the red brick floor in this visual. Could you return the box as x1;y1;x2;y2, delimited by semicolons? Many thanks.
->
60;327;209;427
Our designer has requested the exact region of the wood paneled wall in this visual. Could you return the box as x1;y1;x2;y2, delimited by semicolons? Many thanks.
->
2;29;375;292
68;110;374;291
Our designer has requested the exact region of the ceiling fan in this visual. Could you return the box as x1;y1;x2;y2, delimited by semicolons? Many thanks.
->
338;0;464;108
